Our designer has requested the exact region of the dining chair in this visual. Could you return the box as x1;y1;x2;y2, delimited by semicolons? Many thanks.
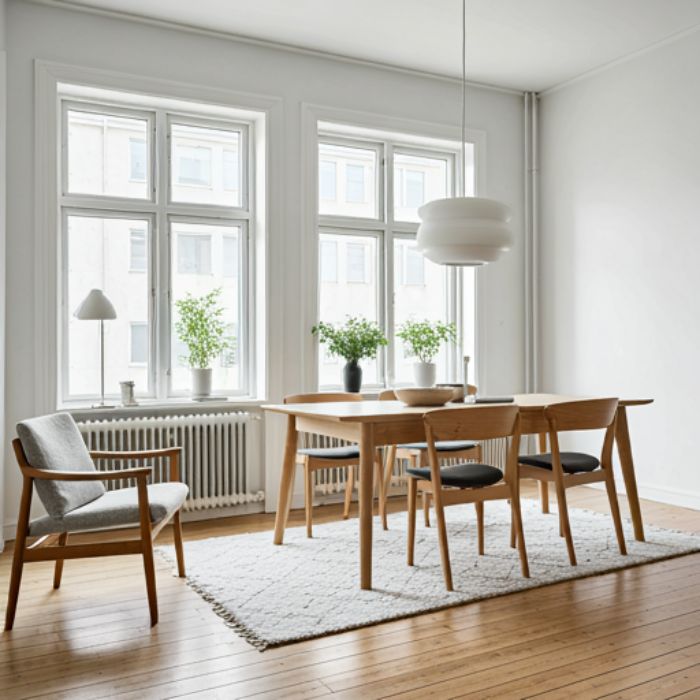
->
516;398;627;566
378;387;482;530
6;413;187;630
407;404;529;591
285;392;384;538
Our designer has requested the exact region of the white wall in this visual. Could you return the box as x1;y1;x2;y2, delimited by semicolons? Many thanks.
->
539;30;700;509
0;0;7;550
3;0;526;537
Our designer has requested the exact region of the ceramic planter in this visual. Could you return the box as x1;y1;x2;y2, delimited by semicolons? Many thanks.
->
413;361;437;388
191;368;213;398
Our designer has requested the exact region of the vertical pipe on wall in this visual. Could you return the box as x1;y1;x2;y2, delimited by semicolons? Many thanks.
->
523;92;539;395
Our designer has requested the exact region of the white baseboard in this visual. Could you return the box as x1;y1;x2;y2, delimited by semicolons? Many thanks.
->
587;481;700;511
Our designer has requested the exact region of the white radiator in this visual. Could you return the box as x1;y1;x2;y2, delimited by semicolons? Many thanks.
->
77;412;265;512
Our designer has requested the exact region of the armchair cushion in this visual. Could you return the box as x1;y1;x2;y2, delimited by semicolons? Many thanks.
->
17;413;105;519
28;482;189;537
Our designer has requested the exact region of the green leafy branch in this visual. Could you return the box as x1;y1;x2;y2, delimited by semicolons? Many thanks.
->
312;316;388;363
174;288;232;369
396;319;456;363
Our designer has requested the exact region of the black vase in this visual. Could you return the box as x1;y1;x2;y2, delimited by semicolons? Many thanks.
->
343;360;362;393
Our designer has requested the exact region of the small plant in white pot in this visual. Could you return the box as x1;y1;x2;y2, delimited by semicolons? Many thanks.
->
174;288;232;399
397;319;457;387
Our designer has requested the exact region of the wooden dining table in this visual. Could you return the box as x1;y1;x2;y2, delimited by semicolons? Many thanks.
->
263;393;652;590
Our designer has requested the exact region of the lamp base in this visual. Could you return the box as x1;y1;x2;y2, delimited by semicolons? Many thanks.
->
91;402;116;409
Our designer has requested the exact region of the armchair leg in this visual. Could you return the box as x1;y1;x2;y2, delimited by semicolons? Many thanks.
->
173;511;186;577
137;477;158;626
5;476;32;631
53;532;69;589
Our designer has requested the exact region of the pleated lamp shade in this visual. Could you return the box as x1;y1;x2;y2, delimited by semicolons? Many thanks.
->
416;197;513;266
73;289;117;320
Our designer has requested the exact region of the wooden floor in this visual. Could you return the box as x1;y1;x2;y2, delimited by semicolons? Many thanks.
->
1;485;699;700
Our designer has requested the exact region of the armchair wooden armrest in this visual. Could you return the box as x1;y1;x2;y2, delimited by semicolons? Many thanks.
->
22;465;153;482
89;446;182;481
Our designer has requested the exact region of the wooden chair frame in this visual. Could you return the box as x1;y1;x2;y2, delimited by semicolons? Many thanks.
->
5;440;186;630
379;387;481;530
407;405;529;591
515;399;627;566
284;392;384;538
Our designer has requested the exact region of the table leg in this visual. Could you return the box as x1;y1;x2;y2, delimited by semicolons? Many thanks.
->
615;406;645;542
359;422;375;590
273;414;298;545
538;432;550;514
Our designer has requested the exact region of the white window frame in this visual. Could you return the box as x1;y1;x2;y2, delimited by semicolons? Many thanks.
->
58;96;254;403
316;131;468;389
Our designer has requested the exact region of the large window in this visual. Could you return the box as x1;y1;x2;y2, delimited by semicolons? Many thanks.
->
60;97;252;402
317;132;475;388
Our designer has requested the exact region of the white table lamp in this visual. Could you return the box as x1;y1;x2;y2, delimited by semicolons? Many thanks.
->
74;289;117;408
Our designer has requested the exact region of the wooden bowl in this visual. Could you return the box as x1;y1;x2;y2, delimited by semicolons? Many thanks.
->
394;387;454;407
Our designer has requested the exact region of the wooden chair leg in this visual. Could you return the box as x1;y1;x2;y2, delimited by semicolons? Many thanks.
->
433;488;453;591
422;492;431;527
374;456;385;520
172;510;186;577
305;463;314;537
381;445;396;530
510;509;516;549
343;464;355;520
53;532;69;589
510;488;530;578
553;480;576;566
475;501;484;555
604;470;627;555
407;477;417;566
5;476;32;631
137;477;158;626
539;481;550;514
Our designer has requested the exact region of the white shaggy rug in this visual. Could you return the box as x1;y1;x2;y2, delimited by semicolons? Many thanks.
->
158;500;700;649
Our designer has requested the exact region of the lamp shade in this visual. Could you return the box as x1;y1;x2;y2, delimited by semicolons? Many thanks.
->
416;196;513;266
73;289;117;320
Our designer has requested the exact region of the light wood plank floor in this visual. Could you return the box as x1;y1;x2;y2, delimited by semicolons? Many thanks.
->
1;485;699;699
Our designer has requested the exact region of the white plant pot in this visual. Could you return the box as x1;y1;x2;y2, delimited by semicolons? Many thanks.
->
191;368;213;398
413;362;437;388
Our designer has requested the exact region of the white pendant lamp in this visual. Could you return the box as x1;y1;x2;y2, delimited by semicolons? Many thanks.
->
416;0;513;266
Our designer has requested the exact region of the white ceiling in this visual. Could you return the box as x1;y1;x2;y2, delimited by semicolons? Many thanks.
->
55;0;700;91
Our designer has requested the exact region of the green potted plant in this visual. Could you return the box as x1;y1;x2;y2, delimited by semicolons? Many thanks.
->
174;288;232;399
312;317;388;392
397;319;457;387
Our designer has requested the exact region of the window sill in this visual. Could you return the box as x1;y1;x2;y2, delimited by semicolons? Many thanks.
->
61;397;267;420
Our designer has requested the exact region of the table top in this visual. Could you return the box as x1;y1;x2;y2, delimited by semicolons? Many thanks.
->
263;393;653;423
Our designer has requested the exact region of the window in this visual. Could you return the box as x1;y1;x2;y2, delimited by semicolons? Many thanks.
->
346;164;365;203
130;323;148;365
318;142;378;218
60;94;253;402
317;130;474;388
177;233;212;275
223;235;238;278
346;242;368;283
319;160;336;201
129;228;147;272
320;239;338;283
175;145;212;187
129;138;147;182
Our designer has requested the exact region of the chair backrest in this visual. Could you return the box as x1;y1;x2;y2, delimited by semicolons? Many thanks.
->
423;404;520;442
16;413;105;519
544;399;618;432
284;391;364;404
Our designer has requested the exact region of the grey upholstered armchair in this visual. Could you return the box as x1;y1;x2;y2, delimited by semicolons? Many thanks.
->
5;412;188;630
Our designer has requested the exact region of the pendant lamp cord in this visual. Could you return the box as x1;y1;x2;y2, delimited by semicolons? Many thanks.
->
460;0;467;197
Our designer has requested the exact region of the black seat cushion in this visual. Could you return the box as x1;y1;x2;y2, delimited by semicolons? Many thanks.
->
297;445;359;460
519;452;600;474
407;463;503;488
399;440;478;452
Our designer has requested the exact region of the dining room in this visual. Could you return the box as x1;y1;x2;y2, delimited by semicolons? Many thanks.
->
1;0;700;698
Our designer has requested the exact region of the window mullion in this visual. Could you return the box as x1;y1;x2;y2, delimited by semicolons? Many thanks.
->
155;108;170;400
